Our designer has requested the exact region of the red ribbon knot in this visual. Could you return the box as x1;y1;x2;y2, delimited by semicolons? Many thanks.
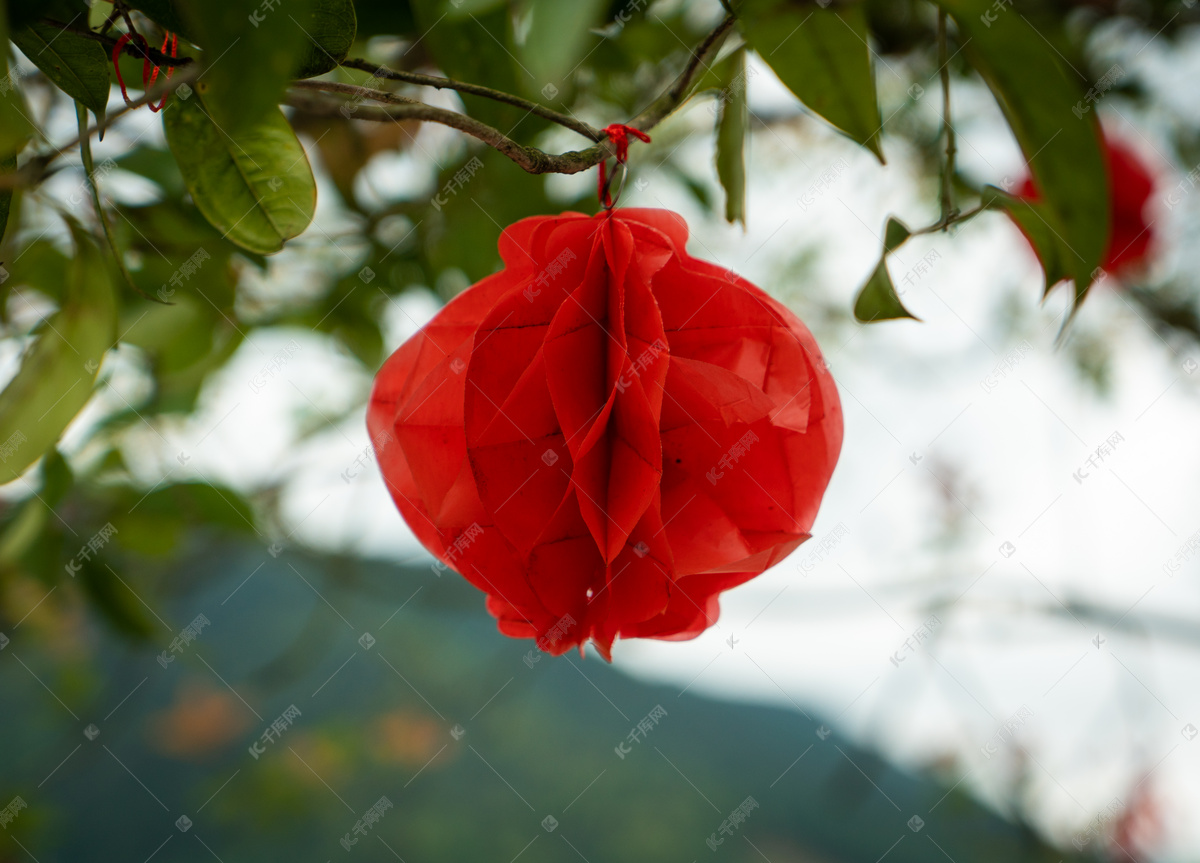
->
598;123;650;209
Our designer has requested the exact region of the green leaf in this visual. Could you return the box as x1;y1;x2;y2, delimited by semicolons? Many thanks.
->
0;1;36;161
932;0;1108;305
89;0;115;30
127;0;194;40
10;0;80;29
4;240;71;307
445;0;506;18
163;90;316;255
982;185;1072;296
519;0;607;92
0;85;34;161
690;50;741;98
77;557;155;639
177;0;317;133
740;0;884;161
884;216;911;252
714;48;748;226
854;259;918;323
295;0;358;78
409;0;525;125
40;448;75;505
0;220;117;484
0;496;48;565
13;23;110;116
0;155;14;246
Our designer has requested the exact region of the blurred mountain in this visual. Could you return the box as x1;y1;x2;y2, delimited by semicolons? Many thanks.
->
0;542;1075;862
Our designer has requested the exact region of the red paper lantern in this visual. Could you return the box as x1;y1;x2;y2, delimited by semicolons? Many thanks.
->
1016;133;1157;279
368;208;842;658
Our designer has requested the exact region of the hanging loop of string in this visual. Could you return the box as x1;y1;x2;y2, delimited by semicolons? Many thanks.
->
112;29;178;112
144;32;178;113
597;123;650;210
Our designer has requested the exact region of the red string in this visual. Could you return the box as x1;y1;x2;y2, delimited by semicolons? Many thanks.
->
598;123;650;209
112;30;177;112
112;33;148;107
144;32;178;113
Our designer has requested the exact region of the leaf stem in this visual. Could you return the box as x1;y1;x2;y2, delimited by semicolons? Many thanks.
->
913;203;985;236
75;102;162;303
937;8;957;228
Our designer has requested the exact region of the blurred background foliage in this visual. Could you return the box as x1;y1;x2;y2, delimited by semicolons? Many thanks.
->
1;0;1199;859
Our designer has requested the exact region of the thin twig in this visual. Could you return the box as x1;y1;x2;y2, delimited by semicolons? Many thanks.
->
913;204;985;236
76;102;163;303
937;9;958;227
338;58;602;142
0;65;201;191
284;90;587;174
291;79;425;106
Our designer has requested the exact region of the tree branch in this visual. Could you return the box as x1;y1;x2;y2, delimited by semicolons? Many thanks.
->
284;89;598;174
26;11;735;183
338;58;603;142
301;13;737;176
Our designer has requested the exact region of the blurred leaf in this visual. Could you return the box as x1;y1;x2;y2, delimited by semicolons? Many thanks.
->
120;293;242;414
126;0;194;39
0;496;47;565
77;557;155;638
351;0;418;38
89;0;114;29
740;0;884;161
123;296;215;371
933;0;1108;306
0;155;13;246
163;91;316;255
0;1;36;162
0;220;116;485
297;276;386;368
409;0;526;126
40;449;75;505
714;48;748;226
424;148;555;281
661;162;714;214
445;0;506;18
169;482;257;533
0;449;75;567
519;0;606;92
116;146;188;200
111;504;184;556
3;240;70;312
176;0;316;133
982;184;1071;296
854;260;916;323
295;0;358;78
104;481;254;559
13;0;83;29
689;49;741;97
13;23;110;116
